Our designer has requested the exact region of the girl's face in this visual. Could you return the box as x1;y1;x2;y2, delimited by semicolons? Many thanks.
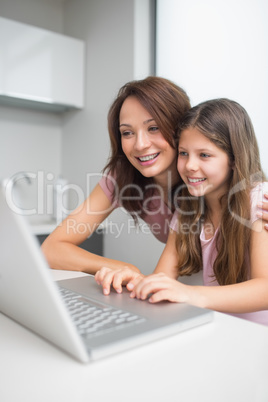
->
177;127;233;203
119;96;178;186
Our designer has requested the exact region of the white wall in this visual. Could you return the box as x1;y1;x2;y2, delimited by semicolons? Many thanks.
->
156;0;268;176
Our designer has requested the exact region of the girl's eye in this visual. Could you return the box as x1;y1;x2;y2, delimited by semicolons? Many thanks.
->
201;153;210;158
178;151;188;157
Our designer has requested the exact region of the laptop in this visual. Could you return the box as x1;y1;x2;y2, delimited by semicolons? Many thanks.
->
0;186;213;363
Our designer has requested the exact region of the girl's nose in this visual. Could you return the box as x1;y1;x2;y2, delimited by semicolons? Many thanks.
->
186;156;198;171
134;131;151;151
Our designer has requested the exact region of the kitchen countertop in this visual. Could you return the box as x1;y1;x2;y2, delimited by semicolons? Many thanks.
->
1;269;268;402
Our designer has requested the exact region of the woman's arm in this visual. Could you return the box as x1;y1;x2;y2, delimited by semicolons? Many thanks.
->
132;220;268;314
41;184;139;274
259;194;268;231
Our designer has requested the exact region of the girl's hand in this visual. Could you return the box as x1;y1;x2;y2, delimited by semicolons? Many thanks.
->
95;266;144;295
130;273;191;304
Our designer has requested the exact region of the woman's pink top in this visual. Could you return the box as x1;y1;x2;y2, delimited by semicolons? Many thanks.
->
98;174;173;243
170;183;268;326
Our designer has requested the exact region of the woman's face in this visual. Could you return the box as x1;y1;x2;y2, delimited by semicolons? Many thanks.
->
119;96;178;185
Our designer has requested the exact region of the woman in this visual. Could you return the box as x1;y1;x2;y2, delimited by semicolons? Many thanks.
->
42;76;191;274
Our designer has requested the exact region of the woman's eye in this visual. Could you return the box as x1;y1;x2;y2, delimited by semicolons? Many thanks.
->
149;126;159;133
121;130;133;137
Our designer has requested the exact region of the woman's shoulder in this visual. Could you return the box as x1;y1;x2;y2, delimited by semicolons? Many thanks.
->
98;171;120;206
99;171;116;190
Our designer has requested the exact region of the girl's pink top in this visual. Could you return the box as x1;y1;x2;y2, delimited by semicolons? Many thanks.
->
170;183;268;326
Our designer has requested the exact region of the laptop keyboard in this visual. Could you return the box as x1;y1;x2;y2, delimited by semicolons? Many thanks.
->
58;286;146;339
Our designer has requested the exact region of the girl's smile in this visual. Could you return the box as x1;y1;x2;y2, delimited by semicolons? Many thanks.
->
187;177;207;185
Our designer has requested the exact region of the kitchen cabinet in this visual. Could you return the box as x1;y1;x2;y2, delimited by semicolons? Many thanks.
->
0;17;85;112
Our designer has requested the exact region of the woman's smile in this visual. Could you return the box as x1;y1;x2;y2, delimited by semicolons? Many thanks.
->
120;96;178;184
136;152;160;164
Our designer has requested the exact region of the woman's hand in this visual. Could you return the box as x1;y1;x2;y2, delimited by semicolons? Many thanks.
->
260;195;268;231
95;266;144;295
130;273;191;304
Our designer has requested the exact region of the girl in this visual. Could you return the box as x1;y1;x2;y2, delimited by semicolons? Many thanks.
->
117;98;268;325
42;76;191;274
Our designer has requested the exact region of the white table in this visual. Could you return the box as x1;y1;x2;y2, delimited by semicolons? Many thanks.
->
1;269;268;402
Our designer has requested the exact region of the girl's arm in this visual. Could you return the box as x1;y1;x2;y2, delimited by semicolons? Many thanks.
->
152;229;179;278
128;229;179;299
41;184;139;275
132;220;268;314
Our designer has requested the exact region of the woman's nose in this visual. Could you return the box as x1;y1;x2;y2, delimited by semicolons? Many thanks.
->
134;131;151;151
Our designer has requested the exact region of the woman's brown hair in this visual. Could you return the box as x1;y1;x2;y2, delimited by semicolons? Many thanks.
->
175;98;266;285
104;76;191;219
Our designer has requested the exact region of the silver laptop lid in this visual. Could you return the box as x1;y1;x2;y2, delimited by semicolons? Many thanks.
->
0;185;213;363
0;186;89;362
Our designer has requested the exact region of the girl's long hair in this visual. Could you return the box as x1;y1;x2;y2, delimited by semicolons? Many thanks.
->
104;76;191;219
176;98;266;285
